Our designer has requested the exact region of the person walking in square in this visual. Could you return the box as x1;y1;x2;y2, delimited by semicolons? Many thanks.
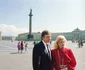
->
21;41;24;53
17;41;21;53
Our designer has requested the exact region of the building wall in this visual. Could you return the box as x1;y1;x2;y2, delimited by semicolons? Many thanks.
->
2;36;16;41
16;28;85;41
16;33;28;41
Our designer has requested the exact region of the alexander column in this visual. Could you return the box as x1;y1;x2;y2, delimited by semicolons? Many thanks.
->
28;9;33;40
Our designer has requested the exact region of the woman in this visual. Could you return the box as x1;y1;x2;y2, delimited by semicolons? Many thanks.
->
17;41;21;53
51;35;77;70
21;41;24;53
25;41;28;52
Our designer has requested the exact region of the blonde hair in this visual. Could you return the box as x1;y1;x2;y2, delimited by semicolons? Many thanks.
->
54;35;67;49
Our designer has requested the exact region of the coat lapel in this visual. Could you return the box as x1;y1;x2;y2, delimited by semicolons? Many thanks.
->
39;41;51;60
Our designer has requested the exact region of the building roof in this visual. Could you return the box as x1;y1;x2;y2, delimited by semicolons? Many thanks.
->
72;28;82;32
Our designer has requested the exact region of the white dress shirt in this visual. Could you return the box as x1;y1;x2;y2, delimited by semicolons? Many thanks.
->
42;40;50;53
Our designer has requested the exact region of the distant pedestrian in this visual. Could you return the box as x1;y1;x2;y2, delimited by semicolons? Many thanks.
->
21;41;24;53
17;41;21;53
33;40;36;46
78;40;83;48
80;40;83;47
25;41;28;52
78;40;81;48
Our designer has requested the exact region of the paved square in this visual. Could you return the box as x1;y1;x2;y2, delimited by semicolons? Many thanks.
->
0;41;85;70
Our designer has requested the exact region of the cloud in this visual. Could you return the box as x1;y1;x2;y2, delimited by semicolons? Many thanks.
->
0;24;28;36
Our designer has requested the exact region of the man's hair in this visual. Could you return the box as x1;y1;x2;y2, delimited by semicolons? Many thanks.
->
41;30;50;39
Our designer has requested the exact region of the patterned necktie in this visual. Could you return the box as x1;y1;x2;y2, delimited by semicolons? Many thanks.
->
46;44;51;60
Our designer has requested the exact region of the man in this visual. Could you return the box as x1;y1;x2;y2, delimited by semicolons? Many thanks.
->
32;30;52;70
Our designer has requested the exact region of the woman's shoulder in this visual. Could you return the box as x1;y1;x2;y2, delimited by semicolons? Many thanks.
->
64;47;72;53
51;48;57;52
64;47;71;50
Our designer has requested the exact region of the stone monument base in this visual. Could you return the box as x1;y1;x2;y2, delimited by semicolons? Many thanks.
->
28;34;33;41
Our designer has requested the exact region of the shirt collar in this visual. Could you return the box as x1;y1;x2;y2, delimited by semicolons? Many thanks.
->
42;40;50;46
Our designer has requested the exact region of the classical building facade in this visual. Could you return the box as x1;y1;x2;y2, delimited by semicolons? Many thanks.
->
2;36;16;41
16;28;85;41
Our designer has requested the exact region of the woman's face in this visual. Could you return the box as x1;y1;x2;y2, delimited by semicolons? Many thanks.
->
58;39;65;48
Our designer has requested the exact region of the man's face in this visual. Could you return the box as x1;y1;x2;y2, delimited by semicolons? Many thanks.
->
42;34;51;43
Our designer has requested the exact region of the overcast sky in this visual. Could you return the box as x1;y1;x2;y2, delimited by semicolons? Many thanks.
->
0;0;85;36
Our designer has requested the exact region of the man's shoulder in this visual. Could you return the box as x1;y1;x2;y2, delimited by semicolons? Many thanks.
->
36;41;42;45
33;41;42;49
